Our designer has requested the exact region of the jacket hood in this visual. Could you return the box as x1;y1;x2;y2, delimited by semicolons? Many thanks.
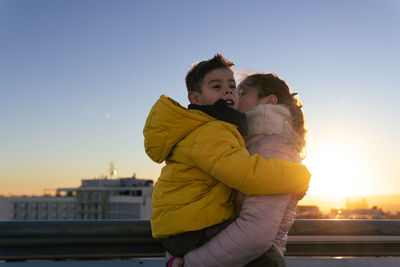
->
143;95;215;163
246;104;301;151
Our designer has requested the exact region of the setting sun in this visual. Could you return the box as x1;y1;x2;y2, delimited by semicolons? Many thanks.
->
304;143;374;197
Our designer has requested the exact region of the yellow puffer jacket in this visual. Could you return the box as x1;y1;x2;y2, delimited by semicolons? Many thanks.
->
143;95;311;238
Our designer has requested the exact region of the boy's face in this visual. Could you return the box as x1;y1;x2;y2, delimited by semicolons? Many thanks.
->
188;68;239;109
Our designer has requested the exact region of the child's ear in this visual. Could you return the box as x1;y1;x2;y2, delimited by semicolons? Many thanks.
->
259;95;278;105
188;91;200;104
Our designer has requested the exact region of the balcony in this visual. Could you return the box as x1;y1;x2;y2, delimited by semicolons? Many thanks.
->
1;220;400;266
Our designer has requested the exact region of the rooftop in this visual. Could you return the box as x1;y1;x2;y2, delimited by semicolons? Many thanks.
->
1;219;400;266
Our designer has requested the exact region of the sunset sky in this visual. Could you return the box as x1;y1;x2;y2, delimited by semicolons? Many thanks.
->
1;0;400;197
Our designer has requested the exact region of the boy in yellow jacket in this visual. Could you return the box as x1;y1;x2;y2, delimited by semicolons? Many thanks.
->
143;54;310;259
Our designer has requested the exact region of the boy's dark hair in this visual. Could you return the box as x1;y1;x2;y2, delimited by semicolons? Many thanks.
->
185;54;234;93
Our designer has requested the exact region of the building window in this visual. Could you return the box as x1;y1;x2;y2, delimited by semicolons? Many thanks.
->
120;191;130;196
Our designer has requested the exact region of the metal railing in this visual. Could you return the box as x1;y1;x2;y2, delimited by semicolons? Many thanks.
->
1;220;400;260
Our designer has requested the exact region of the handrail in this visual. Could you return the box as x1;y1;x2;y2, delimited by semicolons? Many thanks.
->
1;219;400;260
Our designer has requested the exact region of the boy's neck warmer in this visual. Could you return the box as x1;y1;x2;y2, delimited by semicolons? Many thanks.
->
188;99;248;136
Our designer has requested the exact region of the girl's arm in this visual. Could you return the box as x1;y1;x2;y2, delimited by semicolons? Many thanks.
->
183;193;291;267
272;195;299;255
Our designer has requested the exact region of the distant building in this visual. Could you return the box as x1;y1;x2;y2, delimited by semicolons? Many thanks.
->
296;205;322;219
330;206;390;219
0;176;153;221
346;197;369;210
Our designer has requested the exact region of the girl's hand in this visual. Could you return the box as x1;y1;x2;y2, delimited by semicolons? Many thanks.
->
171;257;184;267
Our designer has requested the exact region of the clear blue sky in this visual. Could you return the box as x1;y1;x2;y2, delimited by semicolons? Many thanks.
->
1;0;400;196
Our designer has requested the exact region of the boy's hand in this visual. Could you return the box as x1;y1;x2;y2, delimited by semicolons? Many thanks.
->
295;191;307;201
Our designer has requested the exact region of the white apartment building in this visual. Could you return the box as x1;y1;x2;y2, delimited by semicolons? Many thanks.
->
0;176;153;220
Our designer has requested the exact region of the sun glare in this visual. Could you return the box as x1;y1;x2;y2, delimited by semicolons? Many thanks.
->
304;143;374;197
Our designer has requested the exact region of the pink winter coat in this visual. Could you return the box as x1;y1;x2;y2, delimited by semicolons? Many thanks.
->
184;104;303;267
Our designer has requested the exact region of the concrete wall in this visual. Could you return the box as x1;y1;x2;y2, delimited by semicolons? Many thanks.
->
2;257;400;267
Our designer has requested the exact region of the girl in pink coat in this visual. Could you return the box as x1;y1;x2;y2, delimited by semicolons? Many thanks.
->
173;73;307;267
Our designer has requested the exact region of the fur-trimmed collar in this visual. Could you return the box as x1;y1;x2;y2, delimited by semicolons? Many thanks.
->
245;104;300;149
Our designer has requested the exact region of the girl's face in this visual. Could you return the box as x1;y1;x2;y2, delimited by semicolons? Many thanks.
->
237;83;261;113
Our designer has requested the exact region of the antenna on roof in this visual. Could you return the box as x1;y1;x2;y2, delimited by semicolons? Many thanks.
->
109;162;117;179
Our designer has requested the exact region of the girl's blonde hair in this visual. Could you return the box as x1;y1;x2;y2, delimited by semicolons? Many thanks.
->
240;73;307;155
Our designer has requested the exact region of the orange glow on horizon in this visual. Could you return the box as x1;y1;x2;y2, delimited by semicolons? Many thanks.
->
303;142;375;197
